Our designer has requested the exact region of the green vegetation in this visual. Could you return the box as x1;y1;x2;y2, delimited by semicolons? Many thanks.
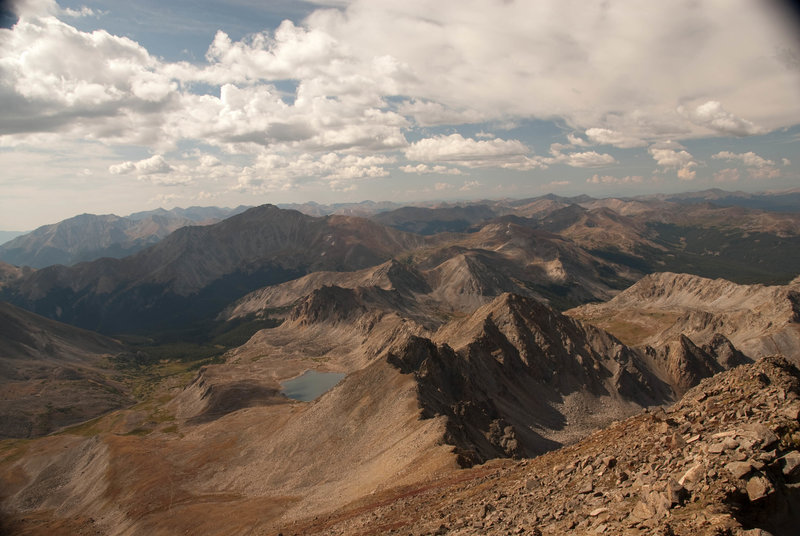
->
100;315;281;404
113;315;280;369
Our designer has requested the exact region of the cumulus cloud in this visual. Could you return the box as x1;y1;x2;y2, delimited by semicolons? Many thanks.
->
712;151;773;168
682;101;765;137
397;99;485;127
586;174;643;185
566;133;589;147
584;128;646;148
712;150;781;180
234;151;395;193
547;144;617;168
60;5;97;18
1;0;799;207
109;155;172;175
305;0;800;137
0;11;410;156
783;158;792;166
0;12;177;147
405;134;537;169
108;154;200;185
4;0;797;152
648;141;697;180
561;151;617;168
405;134;617;170
399;164;463;175
460;180;481;191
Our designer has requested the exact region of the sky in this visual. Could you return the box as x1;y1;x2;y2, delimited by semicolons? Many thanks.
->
1;0;799;229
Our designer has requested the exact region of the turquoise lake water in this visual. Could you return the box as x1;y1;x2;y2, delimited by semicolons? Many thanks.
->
280;370;346;401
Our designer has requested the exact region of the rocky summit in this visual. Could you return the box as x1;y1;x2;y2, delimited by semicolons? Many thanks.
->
286;356;800;536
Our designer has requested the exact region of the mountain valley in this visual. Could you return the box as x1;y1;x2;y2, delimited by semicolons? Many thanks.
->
0;191;799;535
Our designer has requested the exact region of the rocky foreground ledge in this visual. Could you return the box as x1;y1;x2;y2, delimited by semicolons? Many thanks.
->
288;356;800;536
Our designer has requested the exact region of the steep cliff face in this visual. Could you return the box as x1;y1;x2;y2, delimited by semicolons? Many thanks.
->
379;293;673;466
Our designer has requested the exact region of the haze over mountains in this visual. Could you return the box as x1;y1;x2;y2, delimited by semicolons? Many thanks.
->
0;189;799;535
0;205;248;268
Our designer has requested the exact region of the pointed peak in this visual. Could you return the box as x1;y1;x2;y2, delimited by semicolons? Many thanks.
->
288;285;366;326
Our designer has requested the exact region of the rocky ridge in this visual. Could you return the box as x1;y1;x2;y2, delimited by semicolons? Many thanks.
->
222;218;644;328
286;356;800;536
569;273;800;362
0;206;248;269
0;261;31;290
0;205;431;333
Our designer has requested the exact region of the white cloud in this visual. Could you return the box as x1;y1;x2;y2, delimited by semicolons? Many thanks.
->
566;133;589;147
234;151;395;193
548;144;617;168
682;101;765;137
406;134;616;170
399;164;463;175
0;13;178;149
405;134;535;168
1;0;800;222
148;193;181;205
747;167;781;180
561;151;617;168
648;141;697;180
60;6;97;18
783;158;792;167
586;174;643;185
712;150;781;180
712;150;773;168
397;99;485;127
584;128;646;148
198;154;222;168
4;0;796;155
109;155;172;175
305;0;800;138
460;180;481;191
434;182;453;191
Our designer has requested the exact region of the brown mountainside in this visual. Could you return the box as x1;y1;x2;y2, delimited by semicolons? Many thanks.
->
4;284;755;534
569;272;800;361
0;301;133;439
1;205;432;332
290;356;800;536
0;207;247;269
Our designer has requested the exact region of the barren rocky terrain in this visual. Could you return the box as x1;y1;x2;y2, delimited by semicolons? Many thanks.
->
568;273;800;360
285;356;800;536
0;198;799;535
0;302;133;439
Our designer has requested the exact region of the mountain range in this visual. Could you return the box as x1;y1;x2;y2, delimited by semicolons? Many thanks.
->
0;205;248;268
0;189;798;535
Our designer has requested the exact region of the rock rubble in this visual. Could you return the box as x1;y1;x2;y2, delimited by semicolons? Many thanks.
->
289;356;800;536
